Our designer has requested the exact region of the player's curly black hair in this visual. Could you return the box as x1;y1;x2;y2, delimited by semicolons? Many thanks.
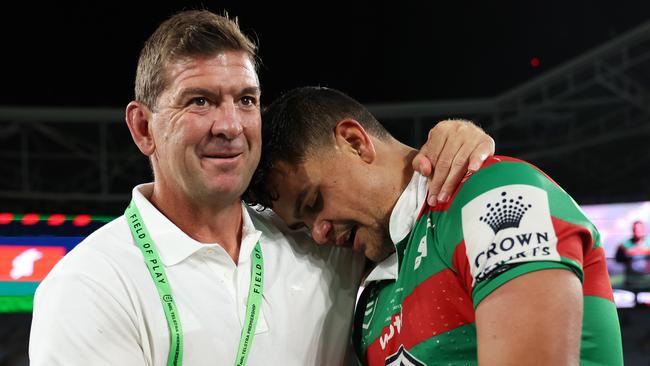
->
242;86;389;209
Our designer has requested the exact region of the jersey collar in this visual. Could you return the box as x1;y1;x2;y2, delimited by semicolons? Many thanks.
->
363;172;427;287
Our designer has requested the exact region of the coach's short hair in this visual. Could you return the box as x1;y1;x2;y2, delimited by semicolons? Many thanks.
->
135;10;257;109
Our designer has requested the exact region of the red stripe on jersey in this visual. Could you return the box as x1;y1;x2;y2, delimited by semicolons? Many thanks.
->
582;246;615;301
365;269;475;365
544;217;613;301
452;240;474;293
552;217;588;266
479;155;508;168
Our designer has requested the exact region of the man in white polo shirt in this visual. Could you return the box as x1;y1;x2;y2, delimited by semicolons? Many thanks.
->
28;10;495;366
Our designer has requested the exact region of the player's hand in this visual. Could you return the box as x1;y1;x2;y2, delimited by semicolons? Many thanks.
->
412;119;495;206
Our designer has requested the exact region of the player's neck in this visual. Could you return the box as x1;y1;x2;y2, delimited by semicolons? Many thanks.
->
375;139;418;212
387;139;418;193
150;183;244;263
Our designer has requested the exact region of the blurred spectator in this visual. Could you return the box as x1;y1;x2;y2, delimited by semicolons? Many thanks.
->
616;221;650;290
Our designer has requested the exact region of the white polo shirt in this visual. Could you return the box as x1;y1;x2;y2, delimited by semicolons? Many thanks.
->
29;183;365;366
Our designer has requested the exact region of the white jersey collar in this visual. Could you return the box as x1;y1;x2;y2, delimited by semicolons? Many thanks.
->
363;172;427;287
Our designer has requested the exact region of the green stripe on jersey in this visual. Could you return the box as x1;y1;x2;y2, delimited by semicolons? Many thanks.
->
408;323;477;365
391;214;452;300
472;261;579;308
359;280;403;352
580;296;623;365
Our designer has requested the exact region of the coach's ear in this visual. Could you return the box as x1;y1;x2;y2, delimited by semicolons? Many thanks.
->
125;101;155;156
334;119;376;164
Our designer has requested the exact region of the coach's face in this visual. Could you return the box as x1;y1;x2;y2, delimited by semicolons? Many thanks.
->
149;51;261;204
268;121;396;262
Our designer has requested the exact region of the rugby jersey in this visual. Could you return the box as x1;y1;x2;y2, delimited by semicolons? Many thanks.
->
354;156;623;366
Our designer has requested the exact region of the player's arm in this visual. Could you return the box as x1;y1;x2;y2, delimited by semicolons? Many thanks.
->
475;236;584;366
412;119;495;206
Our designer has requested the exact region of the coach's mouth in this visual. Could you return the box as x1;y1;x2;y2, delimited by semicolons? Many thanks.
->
203;152;243;159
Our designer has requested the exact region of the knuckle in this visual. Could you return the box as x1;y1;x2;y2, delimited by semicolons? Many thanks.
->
436;158;453;169
426;151;440;161
434;119;451;131
452;156;469;167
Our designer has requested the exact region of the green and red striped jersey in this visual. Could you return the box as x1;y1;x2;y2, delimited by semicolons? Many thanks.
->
353;156;623;366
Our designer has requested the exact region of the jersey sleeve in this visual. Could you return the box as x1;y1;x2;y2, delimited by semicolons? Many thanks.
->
436;156;598;308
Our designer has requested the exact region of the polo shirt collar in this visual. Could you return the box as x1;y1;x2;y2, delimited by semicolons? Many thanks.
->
131;183;261;266
362;172;427;287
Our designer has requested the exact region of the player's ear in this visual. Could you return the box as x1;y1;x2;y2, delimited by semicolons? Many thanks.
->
333;119;376;164
125;101;155;156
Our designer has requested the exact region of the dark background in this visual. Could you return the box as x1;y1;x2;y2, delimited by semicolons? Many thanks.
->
1;0;649;212
1;3;650;365
1;0;648;106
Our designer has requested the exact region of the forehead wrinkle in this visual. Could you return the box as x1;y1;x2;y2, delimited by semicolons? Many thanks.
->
165;52;259;89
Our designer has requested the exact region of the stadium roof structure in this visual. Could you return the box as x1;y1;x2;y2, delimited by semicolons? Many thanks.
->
2;21;650;213
368;20;650;205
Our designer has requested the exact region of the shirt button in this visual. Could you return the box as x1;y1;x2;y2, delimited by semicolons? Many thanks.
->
206;248;215;255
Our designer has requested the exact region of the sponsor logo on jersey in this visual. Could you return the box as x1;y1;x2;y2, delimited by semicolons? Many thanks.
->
478;191;531;234
385;344;426;366
379;312;402;350
461;185;559;285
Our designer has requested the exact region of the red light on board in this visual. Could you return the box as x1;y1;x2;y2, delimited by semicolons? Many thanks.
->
22;214;40;226
0;213;13;225
72;215;91;227
47;214;66;226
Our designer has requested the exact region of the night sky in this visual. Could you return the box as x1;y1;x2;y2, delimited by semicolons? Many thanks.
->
1;0;649;108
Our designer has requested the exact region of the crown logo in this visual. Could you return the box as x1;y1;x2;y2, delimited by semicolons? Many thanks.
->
479;191;532;234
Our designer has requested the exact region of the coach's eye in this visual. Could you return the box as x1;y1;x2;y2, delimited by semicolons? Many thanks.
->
191;97;208;106
239;95;258;108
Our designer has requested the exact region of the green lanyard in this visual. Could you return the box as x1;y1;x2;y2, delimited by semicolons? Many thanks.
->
125;200;264;366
